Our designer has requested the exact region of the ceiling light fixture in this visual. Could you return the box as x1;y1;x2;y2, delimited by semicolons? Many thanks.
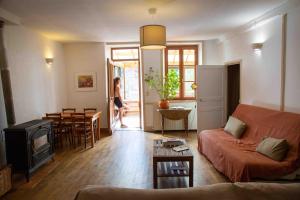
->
140;8;166;49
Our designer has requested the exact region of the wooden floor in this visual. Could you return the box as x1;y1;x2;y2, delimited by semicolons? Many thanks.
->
2;130;228;200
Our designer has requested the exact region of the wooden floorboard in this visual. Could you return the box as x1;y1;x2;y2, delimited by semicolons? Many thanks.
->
2;130;228;200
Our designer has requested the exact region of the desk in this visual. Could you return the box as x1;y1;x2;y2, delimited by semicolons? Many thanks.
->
157;108;192;135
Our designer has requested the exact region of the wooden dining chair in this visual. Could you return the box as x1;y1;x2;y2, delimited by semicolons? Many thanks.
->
71;113;93;149
62;108;76;113
84;108;98;142
61;115;73;147
44;113;63;148
84;108;97;113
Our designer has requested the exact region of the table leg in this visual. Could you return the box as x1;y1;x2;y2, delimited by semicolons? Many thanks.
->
161;117;164;135
189;158;193;187
153;159;158;189
26;172;30;182
184;117;189;136
91;119;95;148
97;117;101;140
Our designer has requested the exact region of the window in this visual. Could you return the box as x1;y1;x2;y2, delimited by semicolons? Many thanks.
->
111;48;139;60
165;45;198;99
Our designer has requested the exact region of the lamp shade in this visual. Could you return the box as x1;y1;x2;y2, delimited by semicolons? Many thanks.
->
140;25;166;49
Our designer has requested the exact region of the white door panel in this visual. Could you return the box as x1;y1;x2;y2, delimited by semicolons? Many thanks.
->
197;65;225;131
198;109;223;131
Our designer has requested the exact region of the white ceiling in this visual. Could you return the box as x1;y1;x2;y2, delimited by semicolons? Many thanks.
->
0;0;287;42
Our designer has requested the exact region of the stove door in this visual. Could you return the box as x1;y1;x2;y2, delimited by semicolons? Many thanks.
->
29;124;53;167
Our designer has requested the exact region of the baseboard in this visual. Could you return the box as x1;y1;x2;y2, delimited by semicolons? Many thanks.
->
144;129;197;133
100;128;110;134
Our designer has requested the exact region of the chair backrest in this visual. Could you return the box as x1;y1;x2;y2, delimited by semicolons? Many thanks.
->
62;108;76;113
46;113;61;119
71;112;86;124
84;108;97;113
45;113;62;127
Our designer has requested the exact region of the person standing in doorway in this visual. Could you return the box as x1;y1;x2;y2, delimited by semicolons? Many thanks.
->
114;77;127;128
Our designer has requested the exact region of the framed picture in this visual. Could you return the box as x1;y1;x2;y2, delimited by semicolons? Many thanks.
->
75;72;97;91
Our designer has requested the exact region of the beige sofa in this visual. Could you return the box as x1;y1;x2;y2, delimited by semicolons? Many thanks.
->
75;182;300;200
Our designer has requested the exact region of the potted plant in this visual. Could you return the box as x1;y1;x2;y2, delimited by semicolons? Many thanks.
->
144;67;180;109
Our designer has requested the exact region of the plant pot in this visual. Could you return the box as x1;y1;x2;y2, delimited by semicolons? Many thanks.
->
159;100;169;109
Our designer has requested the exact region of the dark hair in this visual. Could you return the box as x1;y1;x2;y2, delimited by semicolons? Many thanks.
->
114;77;120;93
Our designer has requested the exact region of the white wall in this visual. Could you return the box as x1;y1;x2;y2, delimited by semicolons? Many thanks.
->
142;49;163;131
220;4;300;113
221;16;282;110
3;25;68;124
202;39;223;65
285;5;300;113
63;43;107;127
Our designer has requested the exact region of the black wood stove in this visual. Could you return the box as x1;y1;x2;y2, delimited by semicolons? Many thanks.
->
4;119;54;181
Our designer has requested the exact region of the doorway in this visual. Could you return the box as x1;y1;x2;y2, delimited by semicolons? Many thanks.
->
110;47;141;130
227;63;240;119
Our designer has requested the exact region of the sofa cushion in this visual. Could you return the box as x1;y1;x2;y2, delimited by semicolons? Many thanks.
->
224;116;246;138
256;137;289;161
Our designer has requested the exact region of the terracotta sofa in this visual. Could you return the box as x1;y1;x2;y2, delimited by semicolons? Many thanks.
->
198;104;300;182
75;183;300;200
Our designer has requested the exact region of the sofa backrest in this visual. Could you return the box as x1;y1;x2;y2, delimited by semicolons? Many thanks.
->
233;104;300;163
75;183;300;200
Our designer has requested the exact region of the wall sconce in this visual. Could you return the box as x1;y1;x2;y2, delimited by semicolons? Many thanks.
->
252;43;263;55
45;58;54;65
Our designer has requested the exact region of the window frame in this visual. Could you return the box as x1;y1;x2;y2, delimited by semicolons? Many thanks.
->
111;47;140;61
165;45;198;100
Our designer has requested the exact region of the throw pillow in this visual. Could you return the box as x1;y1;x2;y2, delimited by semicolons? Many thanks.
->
256;137;289;161
224;116;246;139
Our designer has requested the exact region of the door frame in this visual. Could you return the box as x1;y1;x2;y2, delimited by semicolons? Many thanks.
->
110;47;142;129
224;60;242;119
106;58;115;134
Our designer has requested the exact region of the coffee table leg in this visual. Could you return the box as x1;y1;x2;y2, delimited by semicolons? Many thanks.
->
153;160;158;189
189;159;193;187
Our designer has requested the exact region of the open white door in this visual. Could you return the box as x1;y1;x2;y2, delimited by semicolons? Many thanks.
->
197;65;225;132
107;58;116;134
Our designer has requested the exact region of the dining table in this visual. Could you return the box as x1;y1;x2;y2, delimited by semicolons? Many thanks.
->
61;111;102;148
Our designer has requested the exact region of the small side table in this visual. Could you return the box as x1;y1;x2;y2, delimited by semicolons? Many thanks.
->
157;108;192;135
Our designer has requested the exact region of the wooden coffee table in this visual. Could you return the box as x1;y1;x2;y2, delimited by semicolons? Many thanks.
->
153;139;193;189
